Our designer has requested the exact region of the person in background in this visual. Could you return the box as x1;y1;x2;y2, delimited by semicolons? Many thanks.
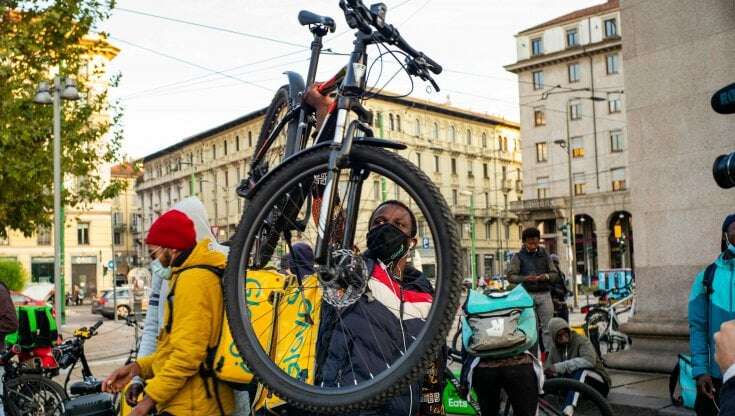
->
688;214;735;416
550;254;570;322
507;227;560;352
545;318;610;415
0;268;19;416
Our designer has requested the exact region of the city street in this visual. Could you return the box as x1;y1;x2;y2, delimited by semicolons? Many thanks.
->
56;305;139;384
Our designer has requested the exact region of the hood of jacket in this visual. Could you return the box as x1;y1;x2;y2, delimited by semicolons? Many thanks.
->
548;317;570;342
171;197;229;255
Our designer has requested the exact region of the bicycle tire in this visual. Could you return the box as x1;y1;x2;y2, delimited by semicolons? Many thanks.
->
585;307;615;358
5;373;68;416
225;144;462;413
540;378;613;416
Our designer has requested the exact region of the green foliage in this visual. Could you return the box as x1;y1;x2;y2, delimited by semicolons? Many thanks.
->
0;260;29;292
0;0;125;237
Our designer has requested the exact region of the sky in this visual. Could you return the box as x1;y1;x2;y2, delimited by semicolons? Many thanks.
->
99;0;604;159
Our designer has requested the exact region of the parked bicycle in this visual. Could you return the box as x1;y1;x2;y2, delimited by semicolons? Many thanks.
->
1;344;68;416
224;0;461;413
583;287;635;359
443;348;614;416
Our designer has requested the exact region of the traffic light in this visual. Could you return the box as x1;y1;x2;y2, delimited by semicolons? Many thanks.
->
561;223;570;245
614;224;623;239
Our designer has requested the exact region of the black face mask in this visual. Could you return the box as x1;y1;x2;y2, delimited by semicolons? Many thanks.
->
367;222;411;264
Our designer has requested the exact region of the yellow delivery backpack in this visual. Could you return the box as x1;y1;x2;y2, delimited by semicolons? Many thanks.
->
212;268;322;413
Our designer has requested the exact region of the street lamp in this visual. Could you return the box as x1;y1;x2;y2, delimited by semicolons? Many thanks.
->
552;95;605;309
33;76;80;331
460;191;477;288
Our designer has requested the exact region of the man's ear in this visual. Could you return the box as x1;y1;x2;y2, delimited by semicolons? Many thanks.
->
410;238;417;249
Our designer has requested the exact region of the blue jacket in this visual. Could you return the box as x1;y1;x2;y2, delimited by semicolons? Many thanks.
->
688;251;735;379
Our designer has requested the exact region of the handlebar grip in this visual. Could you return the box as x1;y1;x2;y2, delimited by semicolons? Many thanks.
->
422;55;442;75
91;320;103;332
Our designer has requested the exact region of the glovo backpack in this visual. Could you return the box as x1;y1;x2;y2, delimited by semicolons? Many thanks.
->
5;305;58;349
251;272;323;412
461;285;537;358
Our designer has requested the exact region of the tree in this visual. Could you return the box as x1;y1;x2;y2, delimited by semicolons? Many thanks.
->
0;260;29;292
0;0;125;237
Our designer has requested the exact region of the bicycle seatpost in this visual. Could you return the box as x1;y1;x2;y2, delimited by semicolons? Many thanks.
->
306;29;327;87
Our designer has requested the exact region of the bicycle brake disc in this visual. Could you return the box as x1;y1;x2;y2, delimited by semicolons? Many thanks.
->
318;249;368;308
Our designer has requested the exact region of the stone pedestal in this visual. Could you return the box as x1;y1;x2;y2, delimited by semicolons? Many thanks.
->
611;0;735;372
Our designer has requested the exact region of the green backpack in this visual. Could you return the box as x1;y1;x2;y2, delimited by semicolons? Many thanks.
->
5;305;58;349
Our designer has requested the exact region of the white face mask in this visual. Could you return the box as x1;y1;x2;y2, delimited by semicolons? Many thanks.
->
150;258;172;281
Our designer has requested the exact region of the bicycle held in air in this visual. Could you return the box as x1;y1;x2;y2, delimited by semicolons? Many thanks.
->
224;0;462;413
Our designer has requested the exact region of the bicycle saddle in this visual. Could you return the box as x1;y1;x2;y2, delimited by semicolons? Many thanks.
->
70;379;102;396
298;10;336;32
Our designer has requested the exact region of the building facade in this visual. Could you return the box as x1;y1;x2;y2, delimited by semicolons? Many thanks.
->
135;95;523;279
602;0;735;373
110;163;143;278
505;0;630;282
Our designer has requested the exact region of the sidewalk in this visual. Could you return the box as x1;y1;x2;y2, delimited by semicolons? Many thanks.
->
606;369;694;415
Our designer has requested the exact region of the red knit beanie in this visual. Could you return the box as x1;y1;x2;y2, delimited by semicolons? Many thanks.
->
145;209;196;250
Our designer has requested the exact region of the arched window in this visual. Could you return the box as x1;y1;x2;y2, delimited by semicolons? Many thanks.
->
389;114;395;131
415;118;421;136
449;125;456;141
433;122;439;140
396;115;401;132
482;132;487;148
466;129;472;146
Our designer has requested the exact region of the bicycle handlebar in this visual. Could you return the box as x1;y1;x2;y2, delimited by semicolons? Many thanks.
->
91;320;103;333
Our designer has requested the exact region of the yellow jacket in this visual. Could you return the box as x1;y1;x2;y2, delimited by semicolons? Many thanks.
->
136;239;234;415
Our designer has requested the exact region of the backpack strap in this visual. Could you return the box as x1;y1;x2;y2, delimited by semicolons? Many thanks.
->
669;359;683;406
165;265;224;333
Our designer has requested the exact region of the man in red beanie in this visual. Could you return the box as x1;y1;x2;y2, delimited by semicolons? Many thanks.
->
102;209;234;416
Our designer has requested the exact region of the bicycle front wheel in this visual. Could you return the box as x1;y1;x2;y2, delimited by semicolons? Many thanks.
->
5;373;68;416
225;144;462;413
539;378;613;416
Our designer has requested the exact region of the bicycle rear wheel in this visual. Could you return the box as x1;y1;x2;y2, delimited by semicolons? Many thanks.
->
5;373;67;416
539;378;613;416
225;144;462;413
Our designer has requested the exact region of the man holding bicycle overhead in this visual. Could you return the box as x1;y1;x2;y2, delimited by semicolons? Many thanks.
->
688;213;735;416
312;200;445;416
507;227;560;353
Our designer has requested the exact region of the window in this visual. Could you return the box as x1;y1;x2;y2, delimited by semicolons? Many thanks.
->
466;129;472;146
611;167;626;191
604;18;617;38
235;135;240;151
484;192;490;209
571;136;585;158
37;226;51;246
482;133;487;148
569;101;582;120
416;153;422;169
610;129;624;152
606;54;620;74
534;108;546;126
502;166;507;182
224;140;228;156
451;158;457;175
77;223;90;245
568;63;581;83
485;222;491;240
535;142;548;163
467;162;474;178
449;125;456;142
566;28;578;47
113;230;122;245
396;115;401;132
434;155;440;173
415;119;421;136
212;144;216;160
433;122;439;141
373;180;380;200
531;37;543;56
224;170;229;188
248;131;253;147
537;176;550;199
389;114;395;130
573;172;586;195
483;163;489;179
532;71;544;90
608;94;622;113
452;190;458;206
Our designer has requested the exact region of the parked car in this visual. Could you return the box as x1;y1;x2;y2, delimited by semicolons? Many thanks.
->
90;289;112;315
99;287;149;319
